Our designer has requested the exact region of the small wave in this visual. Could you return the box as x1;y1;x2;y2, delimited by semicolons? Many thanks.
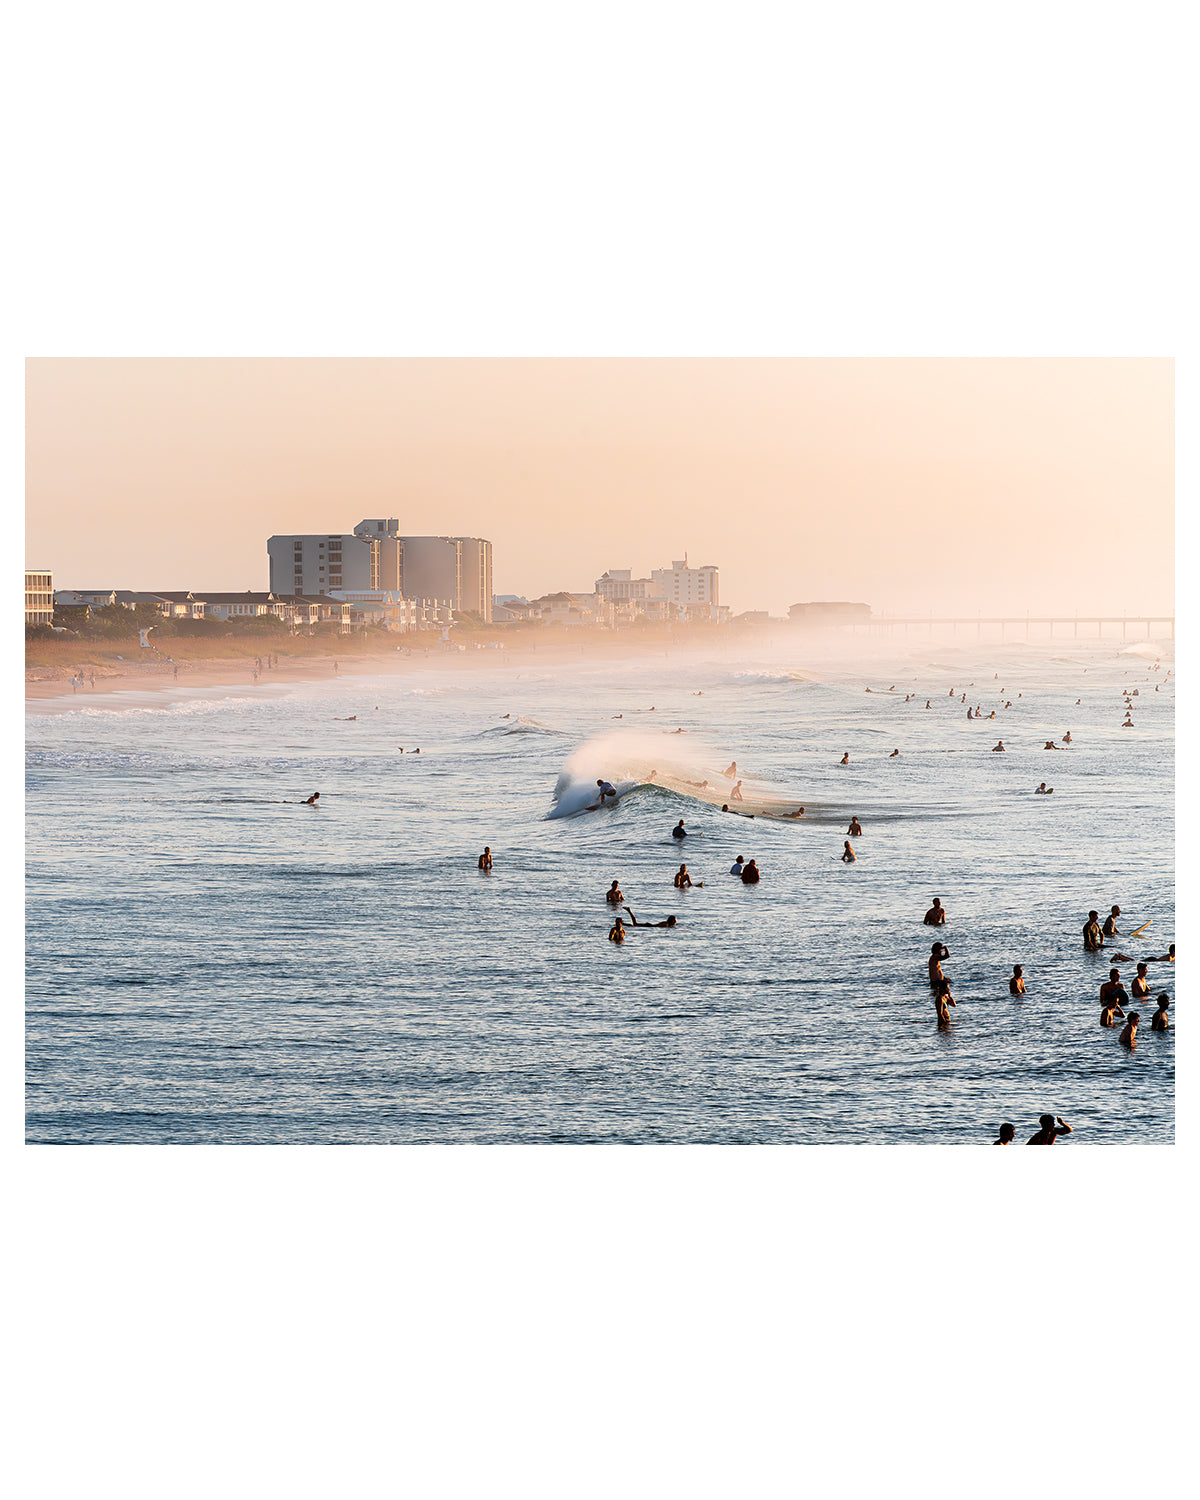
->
481;715;566;737
729;669;818;685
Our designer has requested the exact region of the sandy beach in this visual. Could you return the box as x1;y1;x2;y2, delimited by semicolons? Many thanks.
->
25;630;741;710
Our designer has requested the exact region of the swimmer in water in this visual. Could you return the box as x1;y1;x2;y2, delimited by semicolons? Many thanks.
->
721;804;730;812
1062;731;1072;744
1147;944;1175;963
674;864;693;889
622;907;678;928
784;807;805;819
1103;905;1121;937
967;708;974;720
1150;995;1170;1031
478;847;493;871
729;856;745;876
889;749;901;757
596;778;618;805
608;918;626;944
839;753;850;765
1009;964;1025;996
842;841;856;863
992;740;1005;752
724;762;738;778
731;780;744;801
1131;963;1151;1000
605;880;623;905
847;817;862;837
740;859;760;884
1083;911;1104;951
929;942;949;987
994;1122;1016;1145
1035;783;1053;794
672;819;687;840
1027;1114;1073;1145
1119;1013;1139;1049
924;897;946;926
1044;741;1059;750
1100;995;1125;1028
303;792;321;805
1099;969;1127;1009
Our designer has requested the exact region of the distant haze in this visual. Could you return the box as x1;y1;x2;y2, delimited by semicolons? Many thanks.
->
26;358;1173;617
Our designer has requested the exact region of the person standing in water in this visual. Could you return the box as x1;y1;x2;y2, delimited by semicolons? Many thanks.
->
994;1123;1016;1145
608;917;626;944
672;819;687;840
1103;905;1121;938
730;780;745;801
1009;965;1025;996
674;864;693;889
1083;911;1105;951
839;753;850;765
842;841;856;863
924;898;946;926
1131;962;1151;1000
1150;996;1170;1031
724;761;738;778
729;856;746;877
740;859;760;884
992;740;1006;752
1119;1013;1140;1049
478;847;493;871
933;979;955;1025
1027;1114;1073;1145
847;817;862;837
929;942;950;987
605;880;623;905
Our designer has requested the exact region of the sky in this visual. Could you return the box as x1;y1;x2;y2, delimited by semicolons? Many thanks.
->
25;358;1173;617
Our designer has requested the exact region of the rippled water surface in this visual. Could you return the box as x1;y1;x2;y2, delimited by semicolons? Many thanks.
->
26;634;1175;1144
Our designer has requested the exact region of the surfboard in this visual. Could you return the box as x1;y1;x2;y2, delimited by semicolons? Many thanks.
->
1129;919;1152;938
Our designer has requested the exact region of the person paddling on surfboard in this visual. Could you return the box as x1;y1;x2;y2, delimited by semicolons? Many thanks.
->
623;907;678;928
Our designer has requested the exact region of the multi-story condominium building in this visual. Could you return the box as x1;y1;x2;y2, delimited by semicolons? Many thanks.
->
26;570;54;624
269;521;491;619
649;559;719;608
267;533;377;597
596;559;719;610
399;535;493;621
594;569;657;603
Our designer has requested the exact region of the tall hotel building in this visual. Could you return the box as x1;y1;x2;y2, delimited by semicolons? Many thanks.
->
267;521;492;620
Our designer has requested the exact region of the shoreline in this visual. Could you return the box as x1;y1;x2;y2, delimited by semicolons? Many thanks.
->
24;636;713;712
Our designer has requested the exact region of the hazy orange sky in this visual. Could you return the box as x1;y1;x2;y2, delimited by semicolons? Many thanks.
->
25;359;1173;616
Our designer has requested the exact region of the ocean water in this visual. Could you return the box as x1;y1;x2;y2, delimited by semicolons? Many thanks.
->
25;633;1175;1144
